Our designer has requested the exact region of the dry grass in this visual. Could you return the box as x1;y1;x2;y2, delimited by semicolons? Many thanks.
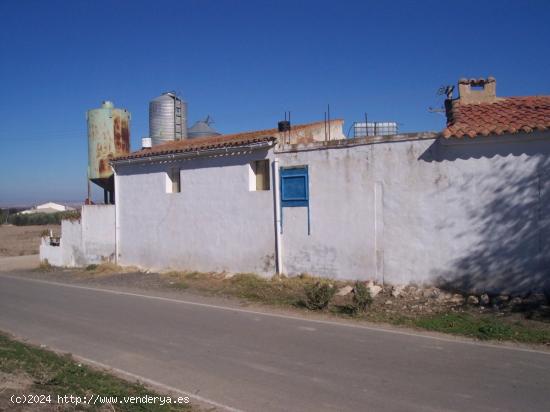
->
0;224;60;257
160;271;550;344
162;271;350;307
36;260;54;272
83;262;140;275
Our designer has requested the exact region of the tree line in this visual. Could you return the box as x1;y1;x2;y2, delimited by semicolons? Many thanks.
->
0;209;80;226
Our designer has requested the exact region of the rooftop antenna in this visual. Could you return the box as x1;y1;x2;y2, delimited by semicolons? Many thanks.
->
428;107;446;115
281;111;292;145
324;111;328;141
438;85;455;99
327;104;331;141
429;84;454;115
287;111;291;145
346;122;353;138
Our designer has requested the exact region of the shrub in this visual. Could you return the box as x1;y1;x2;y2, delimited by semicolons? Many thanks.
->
350;281;372;315
332;281;373;316
304;281;336;310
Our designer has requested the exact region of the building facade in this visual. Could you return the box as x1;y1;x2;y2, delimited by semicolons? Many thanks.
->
42;78;550;293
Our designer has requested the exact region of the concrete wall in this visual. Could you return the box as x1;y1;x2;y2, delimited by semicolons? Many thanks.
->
80;205;115;263
115;150;276;274
279;120;345;144
277;132;550;293
39;205;115;267
39;237;63;266
114;132;550;293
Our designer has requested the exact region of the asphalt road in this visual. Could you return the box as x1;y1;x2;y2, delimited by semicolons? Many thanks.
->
0;273;549;412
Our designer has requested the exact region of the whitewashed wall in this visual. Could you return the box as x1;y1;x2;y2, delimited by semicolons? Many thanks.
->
115;150;276;274
278;132;550;293
39;205;115;267
39;237;63;266
113;132;550;293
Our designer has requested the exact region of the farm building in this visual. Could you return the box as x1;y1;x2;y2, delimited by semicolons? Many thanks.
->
20;202;74;214
41;78;550;293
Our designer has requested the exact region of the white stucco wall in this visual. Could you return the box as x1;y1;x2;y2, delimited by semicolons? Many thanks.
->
39;237;63;266
80;205;115;263
113;132;550;293
278;132;550;293
39;205;115;267
115;149;276;274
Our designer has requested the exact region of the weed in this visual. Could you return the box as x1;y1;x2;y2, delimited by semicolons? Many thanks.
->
185;271;203;280
350;281;372;315
36;260;53;272
331;282;372;316
414;313;550;343
173;281;189;290
303;281;336;310
229;273;285;303
83;262;129;274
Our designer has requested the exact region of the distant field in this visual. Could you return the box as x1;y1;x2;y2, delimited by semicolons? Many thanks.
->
0;225;60;257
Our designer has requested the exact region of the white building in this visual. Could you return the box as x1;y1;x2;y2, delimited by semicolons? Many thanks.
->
41;78;550;293
21;202;74;214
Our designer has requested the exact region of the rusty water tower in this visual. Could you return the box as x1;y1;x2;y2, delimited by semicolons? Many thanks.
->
86;101;131;203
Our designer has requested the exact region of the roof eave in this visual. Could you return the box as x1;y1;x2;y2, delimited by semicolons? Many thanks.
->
111;139;276;167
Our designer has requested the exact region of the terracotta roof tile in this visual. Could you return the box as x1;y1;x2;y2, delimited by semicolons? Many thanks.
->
114;134;273;161
111;122;336;161
112;120;336;161
443;96;550;139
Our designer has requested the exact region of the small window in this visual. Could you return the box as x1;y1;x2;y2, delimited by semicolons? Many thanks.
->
250;160;270;191
166;167;181;193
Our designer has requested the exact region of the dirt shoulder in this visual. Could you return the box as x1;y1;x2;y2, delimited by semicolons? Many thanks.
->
0;225;60;257
0;255;39;272
7;265;550;348
0;332;196;412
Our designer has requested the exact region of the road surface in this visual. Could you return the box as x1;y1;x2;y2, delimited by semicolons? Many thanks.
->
0;273;549;412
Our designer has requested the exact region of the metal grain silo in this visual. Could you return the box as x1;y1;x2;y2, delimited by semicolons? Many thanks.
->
86;101;131;201
149;92;187;146
188;116;221;139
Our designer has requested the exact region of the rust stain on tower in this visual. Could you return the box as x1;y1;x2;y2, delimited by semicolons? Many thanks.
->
87;101;131;189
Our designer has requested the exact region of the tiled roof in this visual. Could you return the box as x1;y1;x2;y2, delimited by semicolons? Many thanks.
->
113;120;331;161
443;96;550;138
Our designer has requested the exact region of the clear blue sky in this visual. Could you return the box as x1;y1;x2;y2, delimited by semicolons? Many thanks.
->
1;0;549;205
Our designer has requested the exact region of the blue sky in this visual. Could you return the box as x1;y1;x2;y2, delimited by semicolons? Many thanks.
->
1;0;549;205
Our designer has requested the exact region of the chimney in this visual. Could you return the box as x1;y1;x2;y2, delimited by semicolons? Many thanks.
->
457;76;498;105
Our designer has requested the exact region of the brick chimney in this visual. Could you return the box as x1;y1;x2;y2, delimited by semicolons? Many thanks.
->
457;77;498;105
